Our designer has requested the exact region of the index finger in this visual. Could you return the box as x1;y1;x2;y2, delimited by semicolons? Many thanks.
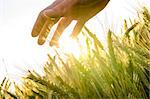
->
31;12;47;37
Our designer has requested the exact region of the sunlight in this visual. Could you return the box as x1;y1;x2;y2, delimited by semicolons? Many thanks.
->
1;0;150;85
59;37;81;58
1;0;150;97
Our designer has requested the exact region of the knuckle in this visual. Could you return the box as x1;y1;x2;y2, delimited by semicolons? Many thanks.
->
40;10;48;18
54;6;66;15
39;10;45;17
61;7;66;14
39;10;44;15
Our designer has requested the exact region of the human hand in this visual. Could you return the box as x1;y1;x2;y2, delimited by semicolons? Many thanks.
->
31;0;110;47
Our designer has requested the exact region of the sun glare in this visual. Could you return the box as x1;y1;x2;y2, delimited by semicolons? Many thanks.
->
59;37;81;58
1;0;149;87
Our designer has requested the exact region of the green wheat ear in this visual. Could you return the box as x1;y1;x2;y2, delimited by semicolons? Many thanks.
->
84;26;104;49
124;22;139;38
107;30;116;64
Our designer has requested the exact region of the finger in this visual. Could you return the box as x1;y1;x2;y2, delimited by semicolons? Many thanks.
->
31;12;47;37
32;0;64;37
50;17;72;46
71;20;85;38
38;18;59;45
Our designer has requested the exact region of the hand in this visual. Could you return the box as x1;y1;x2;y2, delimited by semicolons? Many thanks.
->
31;0;110;47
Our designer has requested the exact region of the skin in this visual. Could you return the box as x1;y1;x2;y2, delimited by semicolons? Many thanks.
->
31;0;110;47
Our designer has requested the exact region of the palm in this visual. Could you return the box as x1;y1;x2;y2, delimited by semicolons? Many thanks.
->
31;0;110;46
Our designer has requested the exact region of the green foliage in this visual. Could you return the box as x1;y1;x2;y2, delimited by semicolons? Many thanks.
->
1;7;150;99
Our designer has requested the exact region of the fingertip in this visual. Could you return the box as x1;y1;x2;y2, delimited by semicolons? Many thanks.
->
31;31;38;37
49;40;59;48
38;37;46;45
70;21;85;39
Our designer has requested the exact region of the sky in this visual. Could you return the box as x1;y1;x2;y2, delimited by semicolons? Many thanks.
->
0;0;150;80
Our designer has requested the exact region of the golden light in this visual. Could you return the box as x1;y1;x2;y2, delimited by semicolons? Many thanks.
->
59;36;81;58
1;0;149;84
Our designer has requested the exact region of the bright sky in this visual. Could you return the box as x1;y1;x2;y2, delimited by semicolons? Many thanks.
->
0;0;149;81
